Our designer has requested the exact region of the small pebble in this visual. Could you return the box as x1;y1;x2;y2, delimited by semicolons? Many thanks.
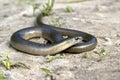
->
115;40;120;47
104;38;112;46
72;17;80;21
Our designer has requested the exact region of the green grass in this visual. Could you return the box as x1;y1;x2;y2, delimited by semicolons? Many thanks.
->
0;54;30;70
41;68;53;76
47;53;66;62
18;0;55;16
82;48;107;61
42;0;55;16
32;0;55;16
82;52;89;58
32;3;41;15
18;0;35;4
66;6;74;12
94;48;107;62
0;73;3;80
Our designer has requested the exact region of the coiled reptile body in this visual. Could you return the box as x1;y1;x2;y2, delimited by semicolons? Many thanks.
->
10;14;97;56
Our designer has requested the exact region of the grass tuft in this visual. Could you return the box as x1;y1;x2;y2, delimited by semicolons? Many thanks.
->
82;52;89;58
94;48;107;62
41;68;53;76
0;73;3;80
66;6;74;12
42;0;55;16
0;54;30;70
47;53;66;62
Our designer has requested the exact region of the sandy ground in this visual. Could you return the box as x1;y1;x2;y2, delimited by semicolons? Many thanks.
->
0;0;120;80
